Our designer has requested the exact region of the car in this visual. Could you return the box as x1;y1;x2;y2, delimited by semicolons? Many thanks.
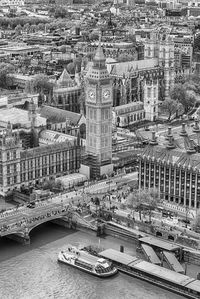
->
27;202;35;209
178;218;190;224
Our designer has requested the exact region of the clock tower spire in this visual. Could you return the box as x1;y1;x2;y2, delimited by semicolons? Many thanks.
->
81;37;113;179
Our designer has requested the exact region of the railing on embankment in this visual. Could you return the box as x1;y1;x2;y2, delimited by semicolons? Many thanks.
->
104;221;146;241
104;221;200;266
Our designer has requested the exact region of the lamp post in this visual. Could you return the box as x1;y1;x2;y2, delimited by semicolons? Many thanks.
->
185;206;189;229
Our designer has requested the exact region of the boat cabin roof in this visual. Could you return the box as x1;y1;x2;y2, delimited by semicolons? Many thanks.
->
97;258;106;263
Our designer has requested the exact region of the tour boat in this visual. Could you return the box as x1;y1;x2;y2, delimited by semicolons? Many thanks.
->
58;246;118;277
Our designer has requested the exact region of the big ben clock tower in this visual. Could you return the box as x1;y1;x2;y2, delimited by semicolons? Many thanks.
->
80;39;113;179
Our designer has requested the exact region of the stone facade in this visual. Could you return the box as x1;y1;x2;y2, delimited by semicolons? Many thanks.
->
52;69;82;113
0;124;82;196
83;41;113;178
138;125;200;211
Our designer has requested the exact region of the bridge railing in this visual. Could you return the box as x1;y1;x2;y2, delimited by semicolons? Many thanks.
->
0;204;72;237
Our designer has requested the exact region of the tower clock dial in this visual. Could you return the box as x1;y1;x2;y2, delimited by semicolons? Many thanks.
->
88;89;96;102
103;90;111;99
102;88;111;103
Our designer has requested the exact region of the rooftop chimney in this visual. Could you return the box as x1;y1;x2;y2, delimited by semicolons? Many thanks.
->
180;123;187;137
166;127;173;140
193;120;200;133
187;139;196;154
166;135;175;149
149;131;158;145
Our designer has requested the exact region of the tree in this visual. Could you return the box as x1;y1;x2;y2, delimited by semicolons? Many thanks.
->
117;53;135;62
0;62;15;88
73;56;82;72
54;7;68;18
170;84;196;113
15;24;22;35
38;23;44;31
161;98;183;121
30;24;37;33
59;45;67;53
126;188;161;222
89;32;99;41
23;23;30;33
193;209;200;232
41;178;64;192
25;74;54;94
67;62;75;74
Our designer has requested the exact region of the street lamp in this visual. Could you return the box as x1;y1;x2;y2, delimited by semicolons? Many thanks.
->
185;206;189;228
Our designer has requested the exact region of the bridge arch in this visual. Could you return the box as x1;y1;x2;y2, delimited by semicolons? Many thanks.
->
28;214;71;234
168;235;174;241
156;231;163;238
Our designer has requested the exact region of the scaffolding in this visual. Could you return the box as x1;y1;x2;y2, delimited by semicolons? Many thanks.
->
82;153;112;179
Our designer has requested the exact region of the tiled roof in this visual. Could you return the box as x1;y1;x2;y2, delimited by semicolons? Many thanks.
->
39;105;81;125
56;68;75;88
110;58;159;76
39;129;76;145
20;141;75;159
140;144;200;170
94;43;106;62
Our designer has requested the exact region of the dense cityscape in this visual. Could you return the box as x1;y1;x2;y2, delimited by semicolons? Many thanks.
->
0;0;200;298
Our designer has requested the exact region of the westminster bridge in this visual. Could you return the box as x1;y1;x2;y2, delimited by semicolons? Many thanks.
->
0;201;96;245
0;173;138;245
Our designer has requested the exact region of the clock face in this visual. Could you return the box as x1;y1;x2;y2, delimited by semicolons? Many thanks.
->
102;89;111;103
88;89;95;101
103;90;111;99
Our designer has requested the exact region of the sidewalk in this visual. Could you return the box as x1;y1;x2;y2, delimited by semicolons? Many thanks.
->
0;199;15;210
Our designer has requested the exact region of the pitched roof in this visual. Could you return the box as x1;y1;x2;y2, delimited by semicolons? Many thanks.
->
39;129;76;145
94;43;106;62
140;144;200;171
110;58;159;76
57;68;75;88
39;105;81;125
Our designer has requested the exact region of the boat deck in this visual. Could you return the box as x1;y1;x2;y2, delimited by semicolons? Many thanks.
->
65;250;99;265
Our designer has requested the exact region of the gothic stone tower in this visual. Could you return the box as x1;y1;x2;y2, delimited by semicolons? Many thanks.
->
0;122;22;196
144;32;174;100
81;42;113;179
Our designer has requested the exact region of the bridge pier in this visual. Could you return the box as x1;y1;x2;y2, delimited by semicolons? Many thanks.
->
6;233;30;245
51;217;76;229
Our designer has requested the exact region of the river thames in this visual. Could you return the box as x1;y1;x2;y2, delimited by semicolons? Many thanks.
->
0;223;186;299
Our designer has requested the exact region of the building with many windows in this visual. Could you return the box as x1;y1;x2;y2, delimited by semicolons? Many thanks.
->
0;0;24;6
0;121;82;196
114;102;145;127
52;68;82;113
138;123;200;211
